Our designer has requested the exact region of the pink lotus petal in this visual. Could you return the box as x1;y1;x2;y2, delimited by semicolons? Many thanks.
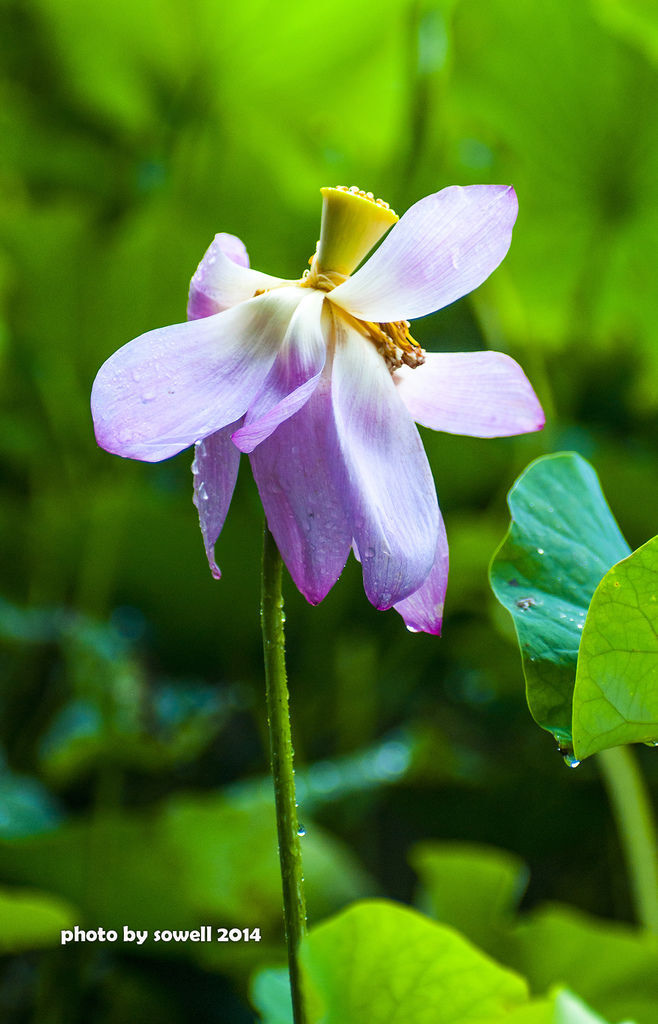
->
250;376;352;605
395;351;544;437
330;184;518;323
192;423;242;579
393;515;449;634
231;291;326;453
187;232;285;320
330;315;439;609
92;288;304;462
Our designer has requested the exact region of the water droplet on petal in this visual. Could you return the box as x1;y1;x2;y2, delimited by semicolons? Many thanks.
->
449;249;461;269
132;370;142;383
363;546;376;560
406;624;420;633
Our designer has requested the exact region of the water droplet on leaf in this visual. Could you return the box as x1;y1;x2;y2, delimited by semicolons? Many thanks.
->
297;824;307;837
563;754;581;768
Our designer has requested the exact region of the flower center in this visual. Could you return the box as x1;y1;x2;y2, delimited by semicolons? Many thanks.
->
338;308;425;371
297;186;425;372
310;185;399;279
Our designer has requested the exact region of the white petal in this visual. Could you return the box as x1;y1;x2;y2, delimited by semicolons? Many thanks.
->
393;516;449;634
92;288;305;462
330;185;518;323
187;233;288;319
231;290;326;453
395;351;545;437
250;375;353;605
330;312;439;609
192;423;242;579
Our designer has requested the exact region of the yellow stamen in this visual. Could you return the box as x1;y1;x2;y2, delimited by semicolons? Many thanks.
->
312;185;398;279
338;308;426;372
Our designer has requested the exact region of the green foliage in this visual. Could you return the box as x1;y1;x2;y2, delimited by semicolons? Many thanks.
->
410;841;528;949
491;452;658;759
573;538;658;758
0;886;77;953
2;0;658;1017
255;899;530;1024
0;789;373;957
490;453;630;749
251;899;641;1024
251;969;294;1024
504;904;656;1024
0;753;63;837
444;0;658;405
411;842;656;1024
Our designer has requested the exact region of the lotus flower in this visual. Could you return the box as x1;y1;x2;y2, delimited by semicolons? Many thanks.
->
91;184;543;633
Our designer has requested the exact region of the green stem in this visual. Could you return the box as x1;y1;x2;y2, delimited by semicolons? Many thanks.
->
597;745;658;933
260;524;308;1023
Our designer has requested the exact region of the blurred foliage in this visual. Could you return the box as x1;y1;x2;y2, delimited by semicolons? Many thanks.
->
251;894;642;1023
410;839;528;947
0;887;76;955
255;900;530;1024
412;842;658;1023
1;0;658;1018
0;788;375;959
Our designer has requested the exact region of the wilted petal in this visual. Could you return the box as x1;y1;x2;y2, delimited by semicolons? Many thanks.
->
92;288;304;462
192;423;242;579
331;314;439;609
231;290;326;453
250;377;352;605
395;351;544;437
187;232;286;320
330;185;518;323
393;516;449;634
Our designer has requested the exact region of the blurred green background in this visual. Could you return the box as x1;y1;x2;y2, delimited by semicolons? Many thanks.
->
1;0;658;1020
